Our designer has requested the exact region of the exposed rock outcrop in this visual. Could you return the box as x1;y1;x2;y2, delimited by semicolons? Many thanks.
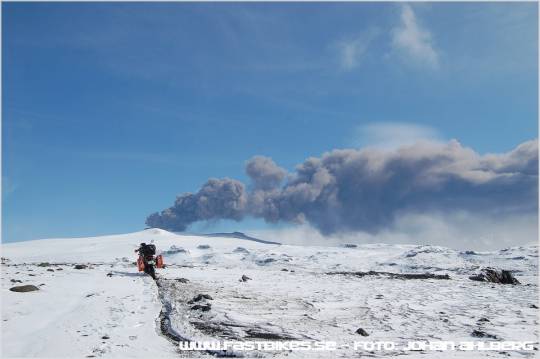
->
10;285;40;292
327;271;450;280
469;268;520;284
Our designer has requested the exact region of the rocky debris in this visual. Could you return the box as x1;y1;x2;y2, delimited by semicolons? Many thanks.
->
56;268;63;271
469;268;520;284
190;320;240;340
233;247;249;254
375;294;384;299
38;262;51;267
529;304;538;309
1;257;10;264
188;294;213;304
74;264;88;270
327;271;450;280
245;329;296;340
356;328;369;336
47;269;54;272
477;318;490;323
281;268;289;271
197;244;211;250
162;245;188;255
175;278;189;283
10;285;40;292
460;250;478;255
240;274;252;282
256;258;276;265
10;279;22;283
191;304;212;312
106;272;113;277
101;335;109;340
342;244;358;248
471;329;497;339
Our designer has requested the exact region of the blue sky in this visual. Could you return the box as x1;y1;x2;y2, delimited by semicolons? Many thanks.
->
3;2;538;242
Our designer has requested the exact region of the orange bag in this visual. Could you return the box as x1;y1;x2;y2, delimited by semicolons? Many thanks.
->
156;255;164;268
137;257;145;272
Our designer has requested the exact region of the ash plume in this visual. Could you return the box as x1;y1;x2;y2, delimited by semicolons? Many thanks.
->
146;139;538;235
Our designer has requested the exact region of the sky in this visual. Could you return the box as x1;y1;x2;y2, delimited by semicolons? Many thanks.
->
2;2;538;245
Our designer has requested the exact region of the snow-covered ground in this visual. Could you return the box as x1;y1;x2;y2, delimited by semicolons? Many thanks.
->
1;229;538;358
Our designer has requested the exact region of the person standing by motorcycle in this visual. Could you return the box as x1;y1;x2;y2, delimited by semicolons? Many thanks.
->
135;242;157;280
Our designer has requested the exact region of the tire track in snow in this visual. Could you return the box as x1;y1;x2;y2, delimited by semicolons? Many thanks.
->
154;276;238;358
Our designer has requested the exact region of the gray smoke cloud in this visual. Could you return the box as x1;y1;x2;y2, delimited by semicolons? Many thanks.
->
146;178;247;232
245;156;287;190
146;139;538;235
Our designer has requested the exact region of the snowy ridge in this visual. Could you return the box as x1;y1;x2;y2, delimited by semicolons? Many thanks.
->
1;229;538;358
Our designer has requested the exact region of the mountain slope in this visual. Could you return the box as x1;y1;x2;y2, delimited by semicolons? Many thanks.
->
1;229;538;358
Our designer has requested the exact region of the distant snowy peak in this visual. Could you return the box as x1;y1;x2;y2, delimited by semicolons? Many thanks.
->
143;228;281;245
203;232;281;245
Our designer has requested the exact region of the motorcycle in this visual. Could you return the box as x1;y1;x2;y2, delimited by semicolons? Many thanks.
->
136;246;164;280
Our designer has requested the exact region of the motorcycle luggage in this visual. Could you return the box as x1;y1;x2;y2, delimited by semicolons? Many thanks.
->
156;255;164;268
137;257;145;272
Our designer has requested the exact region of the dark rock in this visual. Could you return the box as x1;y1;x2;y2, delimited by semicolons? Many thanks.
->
460;250;477;255
327;271;450;280
56;268;63;271
38;262;51;267
175;278;189;283
74;264;88;270
101;335;109;340
10;285;40;292
471;329;497;339
469;268;520;284
529;304;538;309
257;258;276;265
356;328;369;336
240;275;252;282
191;294;213;302
106;273;113;277
10;279;22;283
343;244;358;248
191;304;211;312
245;329;296;340
477;318;490;323
47;269;54;272
281;268;289;271
197;244;211;250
